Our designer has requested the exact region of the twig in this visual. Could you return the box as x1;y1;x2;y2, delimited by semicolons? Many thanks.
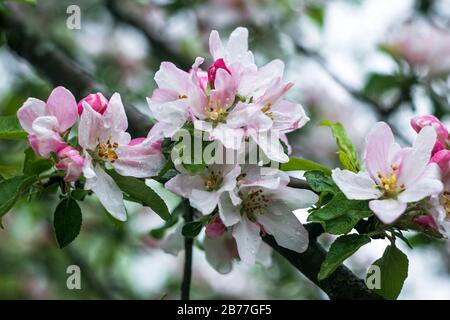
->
181;201;194;300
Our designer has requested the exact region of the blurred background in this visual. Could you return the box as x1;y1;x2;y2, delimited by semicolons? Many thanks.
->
1;0;450;299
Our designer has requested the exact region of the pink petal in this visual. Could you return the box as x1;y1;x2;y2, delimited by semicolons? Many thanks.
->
363;122;395;180
332;168;381;200
45;86;78;132
17;98;46;133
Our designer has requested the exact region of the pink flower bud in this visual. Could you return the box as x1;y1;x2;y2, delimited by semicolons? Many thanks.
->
431;149;450;170
77;92;109;115
55;146;85;181
205;216;226;238
208;58;231;87
413;215;438;232
411;115;449;144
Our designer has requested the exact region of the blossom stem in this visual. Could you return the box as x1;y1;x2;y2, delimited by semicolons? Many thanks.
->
181;201;194;300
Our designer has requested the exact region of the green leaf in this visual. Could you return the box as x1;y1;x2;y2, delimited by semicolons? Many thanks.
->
321;120;360;172
369;245;408;300
363;73;402;98
53;197;82;248
319;234;371;280
308;192;371;234
107;170;171;221
0;115;27;140
0;176;25;218
304;170;338;194
182;221;203;238
280;158;331;175
23;148;53;176
306;4;325;28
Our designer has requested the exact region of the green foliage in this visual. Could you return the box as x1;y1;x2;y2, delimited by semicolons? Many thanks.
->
0;175;36;225
280;158;331;175
53;197;82;248
320;120;360;172
23;148;52;176
319;234;371;280
182;221;203;238
0;115;27;140
368;245;409;300
306;3;325;28
363;73;403;99
308;193;372;234
107;170;170;221
304;170;338;193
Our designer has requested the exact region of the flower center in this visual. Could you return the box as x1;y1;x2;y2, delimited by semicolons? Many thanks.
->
204;99;231;124
261;102;273;119
204;170;223;191
97;140;119;163
376;165;405;197
240;189;269;221
440;192;450;218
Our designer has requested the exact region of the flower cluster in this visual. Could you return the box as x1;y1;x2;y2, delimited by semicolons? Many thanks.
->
151;27;317;270
18;88;164;221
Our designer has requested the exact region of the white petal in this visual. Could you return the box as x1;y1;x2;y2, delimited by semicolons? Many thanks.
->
78;102;104;150
369;199;406;224
257;211;309;253
398;179;443;203
89;166;127;221
363;122;395;179
190;190;221;215
398;126;437;187
249;131;289;163
269;187;319;210
204;232;237;274
103;93;128;133
232;217;262;265
161;223;184;256
164;174;204;198
218;193;241;227
332;168;381;200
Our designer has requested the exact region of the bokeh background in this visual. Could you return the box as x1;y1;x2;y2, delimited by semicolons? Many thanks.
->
1;0;450;299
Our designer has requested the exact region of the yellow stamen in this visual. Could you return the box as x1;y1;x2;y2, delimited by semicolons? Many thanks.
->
97;139;119;162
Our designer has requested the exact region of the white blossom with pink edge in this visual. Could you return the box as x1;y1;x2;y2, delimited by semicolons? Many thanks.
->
218;166;318;265
332;122;443;225
78;92;164;221
17;86;78;158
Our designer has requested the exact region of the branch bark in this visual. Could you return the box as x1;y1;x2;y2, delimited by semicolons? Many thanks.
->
1;6;382;300
181;201;194;300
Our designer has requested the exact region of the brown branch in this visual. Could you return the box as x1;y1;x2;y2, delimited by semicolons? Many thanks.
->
105;0;192;70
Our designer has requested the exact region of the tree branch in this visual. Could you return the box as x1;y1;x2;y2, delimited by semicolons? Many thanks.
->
105;0;192;70
264;224;381;300
181;201;194;300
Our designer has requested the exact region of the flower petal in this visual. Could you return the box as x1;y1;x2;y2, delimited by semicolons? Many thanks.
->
398;125;437;187
257;210;309;253
232;216;262;265
398;164;443;202
204;231;238;274
17;98;46;133
332;168;381;200
369;199;407;224
45;86;78;132
78;102;104;150
87;165;127;221
218;193;241;227
363;121;395;179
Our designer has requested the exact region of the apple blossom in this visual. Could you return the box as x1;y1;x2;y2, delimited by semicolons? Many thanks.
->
79;92;164;221
77;92;109;115
332;122;443;224
17;86;78;158
218;166;318;264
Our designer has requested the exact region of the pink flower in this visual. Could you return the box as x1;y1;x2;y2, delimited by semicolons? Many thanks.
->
147;58;207;137
77;92;109;115
208;58;231;87
411;115;448;145
55;146;85;181
79;93;164;221
386;23;450;76
205;216;226;238
17;86;78;158
332;122;443;224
